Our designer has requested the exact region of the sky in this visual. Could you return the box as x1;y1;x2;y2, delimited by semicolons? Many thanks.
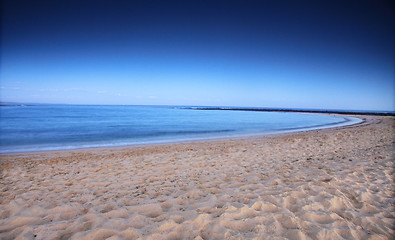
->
1;0;394;111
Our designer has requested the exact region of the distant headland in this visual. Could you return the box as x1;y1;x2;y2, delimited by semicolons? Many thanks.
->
184;107;395;117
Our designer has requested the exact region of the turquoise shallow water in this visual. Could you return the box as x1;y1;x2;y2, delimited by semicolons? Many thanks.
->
0;105;362;153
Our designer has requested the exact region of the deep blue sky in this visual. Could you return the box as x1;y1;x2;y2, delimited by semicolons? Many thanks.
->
1;0;394;110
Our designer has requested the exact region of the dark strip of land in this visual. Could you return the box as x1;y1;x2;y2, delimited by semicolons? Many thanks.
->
187;107;395;116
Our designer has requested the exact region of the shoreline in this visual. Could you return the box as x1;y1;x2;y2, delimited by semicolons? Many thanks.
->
0;114;370;159
0;115;393;239
0;113;363;155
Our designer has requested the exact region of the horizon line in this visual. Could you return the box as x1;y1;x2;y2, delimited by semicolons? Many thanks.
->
1;101;394;114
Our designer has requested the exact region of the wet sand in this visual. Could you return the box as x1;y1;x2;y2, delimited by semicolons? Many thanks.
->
0;115;394;239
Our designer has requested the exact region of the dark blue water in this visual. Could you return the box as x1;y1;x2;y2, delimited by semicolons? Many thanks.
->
0;105;362;153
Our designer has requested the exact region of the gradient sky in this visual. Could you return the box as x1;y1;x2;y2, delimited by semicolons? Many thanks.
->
1;0;394;111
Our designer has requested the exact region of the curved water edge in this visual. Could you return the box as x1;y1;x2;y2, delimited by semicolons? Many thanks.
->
0;105;363;154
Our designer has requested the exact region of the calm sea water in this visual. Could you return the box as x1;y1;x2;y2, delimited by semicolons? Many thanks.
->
0;105;362;153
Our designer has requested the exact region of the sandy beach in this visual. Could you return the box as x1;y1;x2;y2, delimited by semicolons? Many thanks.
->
0;115;394;240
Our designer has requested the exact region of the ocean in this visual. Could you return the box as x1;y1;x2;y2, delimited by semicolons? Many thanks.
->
0;105;362;153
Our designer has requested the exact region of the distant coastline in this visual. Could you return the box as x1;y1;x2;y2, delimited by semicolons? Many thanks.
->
184;106;395;117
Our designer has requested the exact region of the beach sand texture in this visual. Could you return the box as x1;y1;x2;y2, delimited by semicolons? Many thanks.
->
0;116;394;240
